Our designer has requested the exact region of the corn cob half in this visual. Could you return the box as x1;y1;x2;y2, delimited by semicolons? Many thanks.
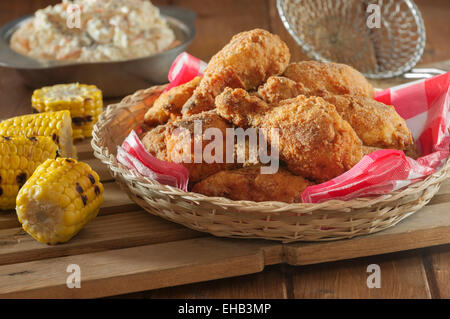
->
0;135;58;210
0;110;76;158
16;158;104;244
32;83;103;140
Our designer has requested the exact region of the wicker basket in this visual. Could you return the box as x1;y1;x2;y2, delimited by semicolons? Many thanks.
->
92;85;450;243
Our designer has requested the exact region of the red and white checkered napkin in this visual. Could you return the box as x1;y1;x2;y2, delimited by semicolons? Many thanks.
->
117;130;189;191
302;72;450;203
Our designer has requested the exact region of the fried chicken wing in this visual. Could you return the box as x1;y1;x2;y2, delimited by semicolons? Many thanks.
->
362;145;382;156
181;29;291;117
216;88;364;182
141;124;168;160
215;87;271;128
144;76;201;126
192;165;313;203
321;94;417;157
283;61;375;98
256;76;417;157
257;76;310;104
164;110;239;183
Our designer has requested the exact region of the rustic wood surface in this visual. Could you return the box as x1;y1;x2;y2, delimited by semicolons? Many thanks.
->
0;0;449;299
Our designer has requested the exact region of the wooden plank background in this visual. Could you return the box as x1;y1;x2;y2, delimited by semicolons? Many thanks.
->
0;144;449;298
0;0;449;298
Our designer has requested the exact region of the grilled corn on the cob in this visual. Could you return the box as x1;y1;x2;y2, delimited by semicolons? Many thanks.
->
0;135;58;210
0;110;76;158
32;83;103;140
16;158;104;244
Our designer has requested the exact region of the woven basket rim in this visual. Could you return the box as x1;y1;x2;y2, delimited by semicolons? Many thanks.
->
92;85;450;213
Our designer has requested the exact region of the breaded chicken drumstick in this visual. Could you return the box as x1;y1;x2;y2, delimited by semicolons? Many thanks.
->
181;29;291;117
283;61;375;98
216;88;364;182
144;77;201;126
257;75;417;157
192;165;313;203
142;110;239;183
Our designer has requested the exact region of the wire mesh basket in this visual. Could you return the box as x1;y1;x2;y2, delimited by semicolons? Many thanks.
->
277;0;426;78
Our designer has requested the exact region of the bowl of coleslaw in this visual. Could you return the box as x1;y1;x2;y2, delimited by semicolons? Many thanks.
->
0;0;196;97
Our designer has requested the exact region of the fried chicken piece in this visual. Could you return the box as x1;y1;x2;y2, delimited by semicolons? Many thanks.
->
215;87;271;128
321;94;417;157
144;76;201;126
181;29;291;117
192;165;313;203
141;124;168;160
142;110;269;184
165;110;239;183
257;76;417;157
142;111;238;183
257;76;310;104
361;145;418;158
362;146;382;156
216;88;364;182
283;61;375;98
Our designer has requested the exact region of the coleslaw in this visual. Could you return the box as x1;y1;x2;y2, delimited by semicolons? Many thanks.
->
10;0;176;63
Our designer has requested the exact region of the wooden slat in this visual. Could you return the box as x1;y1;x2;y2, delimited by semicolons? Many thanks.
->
8;177;447;232
0;182;137;230
436;177;450;193
422;245;450;298
75;139;95;160
428;177;450;206
0;212;19;230
0;210;205;267
1;183;450;270
99;181;138;213
84;158;113;182
284;201;450;266
0;237;279;298
129;265;287;299
290;251;431;298
1;0;450;300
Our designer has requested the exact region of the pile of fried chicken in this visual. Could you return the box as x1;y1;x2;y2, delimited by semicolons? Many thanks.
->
141;29;417;203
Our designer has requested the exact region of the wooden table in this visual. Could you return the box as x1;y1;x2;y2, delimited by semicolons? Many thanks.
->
0;0;449;299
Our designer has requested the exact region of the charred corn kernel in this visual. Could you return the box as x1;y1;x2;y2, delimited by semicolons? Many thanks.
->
0;111;76;158
0;136;58;210
32;83;103;140
16;158;104;244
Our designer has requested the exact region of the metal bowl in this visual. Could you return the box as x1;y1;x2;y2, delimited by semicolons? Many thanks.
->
0;6;196;97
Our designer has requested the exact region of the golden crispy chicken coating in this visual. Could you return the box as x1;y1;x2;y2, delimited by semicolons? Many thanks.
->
141;124;168;161
142;109;273;184
283;61;375;98
215;87;271;128
181;29;291;117
144;76;201;126
320;94;418;157
362;145;382;156
256;75;417;157
164;110;239;183
257;76;311;104
192;165;313;203
216;88;364;182
140;31;415;197
263;96;364;182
